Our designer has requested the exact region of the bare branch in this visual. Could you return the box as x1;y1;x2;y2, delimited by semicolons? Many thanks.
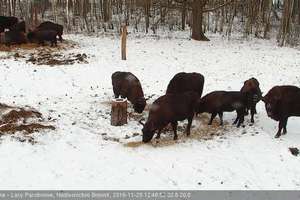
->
203;0;234;13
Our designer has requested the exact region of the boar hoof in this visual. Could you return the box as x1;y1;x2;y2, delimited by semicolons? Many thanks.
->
173;135;178;140
274;134;281;138
282;131;287;135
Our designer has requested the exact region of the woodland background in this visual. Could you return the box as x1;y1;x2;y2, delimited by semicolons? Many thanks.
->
0;0;299;46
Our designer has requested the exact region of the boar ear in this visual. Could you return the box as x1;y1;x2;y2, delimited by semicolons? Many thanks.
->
139;119;145;126
261;96;266;102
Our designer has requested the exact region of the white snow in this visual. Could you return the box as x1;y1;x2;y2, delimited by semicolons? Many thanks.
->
0;33;300;189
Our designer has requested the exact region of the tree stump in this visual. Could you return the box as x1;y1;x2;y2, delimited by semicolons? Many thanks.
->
111;98;128;126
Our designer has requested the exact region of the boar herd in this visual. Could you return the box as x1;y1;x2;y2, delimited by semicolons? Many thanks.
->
0;15;63;47
112;71;300;143
2;16;299;143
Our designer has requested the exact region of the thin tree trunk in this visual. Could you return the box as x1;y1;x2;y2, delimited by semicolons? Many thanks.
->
144;0;150;33
181;0;187;30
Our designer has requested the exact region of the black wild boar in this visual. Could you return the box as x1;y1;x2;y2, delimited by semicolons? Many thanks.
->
111;71;146;113
37;21;63;42
166;72;205;97
195;91;247;127
0;16;18;32
9;21;26;33
4;30;26;46
262;85;300;138
239;77;262;123
140;91;199;143
27;30;57;47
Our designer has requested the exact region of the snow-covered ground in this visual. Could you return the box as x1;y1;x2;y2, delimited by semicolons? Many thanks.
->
0;33;300;190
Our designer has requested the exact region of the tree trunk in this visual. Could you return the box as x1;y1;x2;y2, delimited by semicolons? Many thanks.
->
263;0;272;38
278;0;295;46
144;0;150;33
192;0;209;41
181;0;187;30
298;0;300;25
111;98;128;126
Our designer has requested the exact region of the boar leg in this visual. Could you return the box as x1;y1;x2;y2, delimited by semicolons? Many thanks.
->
59;34;63;42
282;117;288;135
275;120;284;138
218;112;223;126
250;105;256;123
208;113;217;125
236;109;245;128
171;121;178;140
186;116;193;136
156;129;162;139
233;113;239;125
275;117;288;138
51;39;57;47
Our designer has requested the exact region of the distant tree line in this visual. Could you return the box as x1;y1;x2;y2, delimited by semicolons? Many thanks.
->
0;0;299;46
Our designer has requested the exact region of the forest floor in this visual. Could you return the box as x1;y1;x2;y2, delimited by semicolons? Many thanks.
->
0;33;300;189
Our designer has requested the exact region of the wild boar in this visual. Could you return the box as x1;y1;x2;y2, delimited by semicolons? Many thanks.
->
140;91;199;143
27;30;57;47
0;16;18;32
166;72;205;97
4;30;26;46
195;91;248;127
9;21;26;33
111;71;146;113
240;77;262;123
262;85;300;138
37;21;63;42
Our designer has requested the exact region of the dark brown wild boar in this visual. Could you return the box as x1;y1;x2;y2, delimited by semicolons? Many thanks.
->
166;72;205;97
239;77;262;123
9;21;26;33
27;30;57;47
195;91;247;127
140;91;199;143
262;85;300;138
37;21;63;42
111;71;146;113
0;16;18;32
4;30;26;46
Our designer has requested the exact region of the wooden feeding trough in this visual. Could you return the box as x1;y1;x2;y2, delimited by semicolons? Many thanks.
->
111;98;128;126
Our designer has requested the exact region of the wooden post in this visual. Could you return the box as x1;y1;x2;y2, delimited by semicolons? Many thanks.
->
111;98;128;126
121;25;127;60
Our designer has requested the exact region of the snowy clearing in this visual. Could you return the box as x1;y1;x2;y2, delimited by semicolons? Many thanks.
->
0;33;300;189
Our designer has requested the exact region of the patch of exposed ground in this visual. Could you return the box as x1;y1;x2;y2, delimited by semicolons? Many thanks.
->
0;103;55;138
124;113;229;148
26;52;88;66
0;40;88;66
0;40;77;52
100;99;230;147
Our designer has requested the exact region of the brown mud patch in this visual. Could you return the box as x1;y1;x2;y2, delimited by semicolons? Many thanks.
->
0;40;88;66
0;40;77;52
124;113;229;148
26;52;88;66
0;103;55;136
